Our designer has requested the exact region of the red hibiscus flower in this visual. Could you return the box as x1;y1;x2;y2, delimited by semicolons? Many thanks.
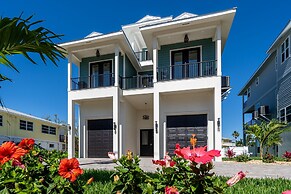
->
282;190;291;194
165;186;179;194
226;171;246;187
58;158;83;182
153;153;176;167
0;142;27;165
174;144;220;164
18;138;35;150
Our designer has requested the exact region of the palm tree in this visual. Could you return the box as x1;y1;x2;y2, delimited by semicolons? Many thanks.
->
0;15;65;82
232;131;240;142
245;120;288;159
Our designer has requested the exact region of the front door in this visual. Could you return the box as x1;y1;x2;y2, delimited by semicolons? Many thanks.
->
171;48;200;79
140;129;154;156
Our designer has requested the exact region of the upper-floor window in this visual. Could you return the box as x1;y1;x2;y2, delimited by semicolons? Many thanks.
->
281;37;290;63
42;125;56;135
20;120;33;131
286;105;291;123
280;108;286;123
247;87;251;98
0;115;3;126
255;77;259;86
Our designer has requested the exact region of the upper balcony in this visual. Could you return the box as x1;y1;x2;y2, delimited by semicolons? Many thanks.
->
71;73;115;90
157;60;216;81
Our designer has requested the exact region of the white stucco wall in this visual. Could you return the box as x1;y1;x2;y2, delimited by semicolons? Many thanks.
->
120;100;138;154
79;98;113;158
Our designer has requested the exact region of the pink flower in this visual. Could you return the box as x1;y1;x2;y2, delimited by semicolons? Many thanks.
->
165;186;179;194
152;153;176;167
174;144;220;164
226;171;246;187
12;159;25;169
108;152;117;160
282;191;291;194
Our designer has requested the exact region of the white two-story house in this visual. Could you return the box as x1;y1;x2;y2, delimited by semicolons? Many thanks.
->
60;8;236;160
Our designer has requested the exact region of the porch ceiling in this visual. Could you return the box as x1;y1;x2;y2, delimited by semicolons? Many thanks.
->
123;94;153;111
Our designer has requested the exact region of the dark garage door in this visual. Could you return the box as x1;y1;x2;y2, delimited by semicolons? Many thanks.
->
166;114;207;154
88;119;113;158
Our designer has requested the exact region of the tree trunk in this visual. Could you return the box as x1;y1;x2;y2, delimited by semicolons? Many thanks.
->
260;143;263;160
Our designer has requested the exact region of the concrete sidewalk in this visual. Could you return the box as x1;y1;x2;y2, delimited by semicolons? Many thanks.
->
78;158;291;179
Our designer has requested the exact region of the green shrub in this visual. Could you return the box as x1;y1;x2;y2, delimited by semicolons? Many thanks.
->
235;154;250;162
263;153;275;163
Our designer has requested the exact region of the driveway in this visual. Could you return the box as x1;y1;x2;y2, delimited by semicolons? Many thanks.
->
78;158;291;179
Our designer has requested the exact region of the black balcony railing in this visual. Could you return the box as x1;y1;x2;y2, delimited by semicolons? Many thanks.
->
120;75;153;89
134;50;149;62
157;60;217;81
71;73;114;90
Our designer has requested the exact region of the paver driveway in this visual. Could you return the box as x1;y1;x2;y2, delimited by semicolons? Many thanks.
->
78;158;291;179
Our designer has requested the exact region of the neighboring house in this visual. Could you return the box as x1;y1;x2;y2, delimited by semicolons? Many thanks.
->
222;137;235;148
238;20;291;157
60;8;236;160
0;107;67;151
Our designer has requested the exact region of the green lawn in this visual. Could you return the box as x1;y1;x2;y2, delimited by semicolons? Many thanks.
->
80;169;291;194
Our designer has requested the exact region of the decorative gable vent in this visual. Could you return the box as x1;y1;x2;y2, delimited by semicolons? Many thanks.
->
174;12;198;20
136;15;161;23
85;31;103;38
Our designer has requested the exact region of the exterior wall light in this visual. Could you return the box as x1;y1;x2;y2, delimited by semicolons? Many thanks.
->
184;34;189;43
217;118;220;131
67;124;71;131
113;122;117;134
155;121;158;134
96;49;100;57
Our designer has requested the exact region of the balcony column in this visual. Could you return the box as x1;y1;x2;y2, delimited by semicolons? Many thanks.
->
115;46;120;87
215;25;222;76
153;92;160;160
153;37;159;83
68;100;75;158
214;83;222;161
113;88;120;157
68;52;72;91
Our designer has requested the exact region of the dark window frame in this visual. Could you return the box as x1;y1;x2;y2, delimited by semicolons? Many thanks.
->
20;120;33;131
0;115;3;126
42;124;56;135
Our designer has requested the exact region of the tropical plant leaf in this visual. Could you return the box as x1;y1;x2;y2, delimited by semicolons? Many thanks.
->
0;15;66;81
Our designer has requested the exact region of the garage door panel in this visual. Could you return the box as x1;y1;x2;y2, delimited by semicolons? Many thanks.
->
166;115;207;155
88;119;113;158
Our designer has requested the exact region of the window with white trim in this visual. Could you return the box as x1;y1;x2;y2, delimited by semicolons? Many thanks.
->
286;105;291;123
42;125;56;135
49;144;55;148
20;120;33;131
280;109;286;123
0;115;2;126
281;37;290;63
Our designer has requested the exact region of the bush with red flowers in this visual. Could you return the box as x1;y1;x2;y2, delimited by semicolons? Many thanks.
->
109;134;246;194
0;138;90;193
283;151;291;162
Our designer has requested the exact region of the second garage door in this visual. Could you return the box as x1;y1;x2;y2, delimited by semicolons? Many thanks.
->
88;119;113;158
166;114;207;154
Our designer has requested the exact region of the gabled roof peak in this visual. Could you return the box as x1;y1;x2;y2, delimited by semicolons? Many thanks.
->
136;15;161;23
174;12;198;20
85;31;103;38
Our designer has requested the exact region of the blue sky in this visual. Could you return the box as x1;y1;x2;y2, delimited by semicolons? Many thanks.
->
0;0;290;139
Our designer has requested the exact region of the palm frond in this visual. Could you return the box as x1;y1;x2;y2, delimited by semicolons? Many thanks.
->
0;15;66;81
